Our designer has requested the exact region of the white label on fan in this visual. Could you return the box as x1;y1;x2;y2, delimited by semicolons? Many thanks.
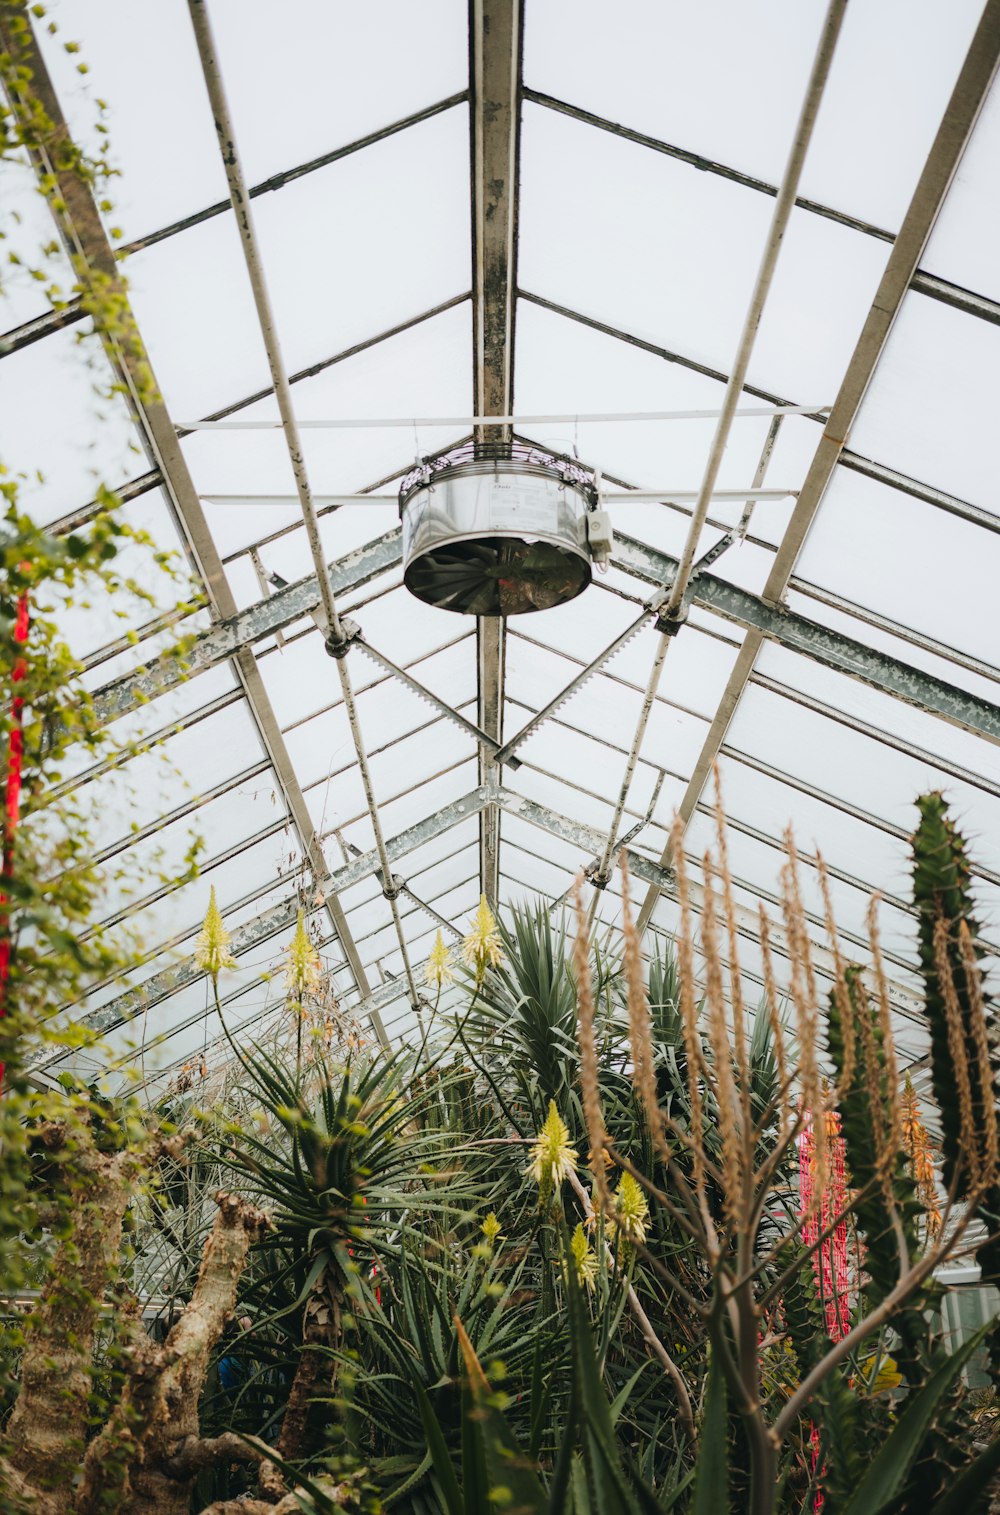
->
492;479;555;533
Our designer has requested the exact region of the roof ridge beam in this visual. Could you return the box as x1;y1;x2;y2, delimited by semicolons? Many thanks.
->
470;0;522;904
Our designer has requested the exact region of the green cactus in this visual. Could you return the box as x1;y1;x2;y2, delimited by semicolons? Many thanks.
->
911;794;996;1194
911;793;1000;1376
826;968;925;1373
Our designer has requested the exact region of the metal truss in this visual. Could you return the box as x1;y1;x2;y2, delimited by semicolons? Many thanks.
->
92;518;1000;754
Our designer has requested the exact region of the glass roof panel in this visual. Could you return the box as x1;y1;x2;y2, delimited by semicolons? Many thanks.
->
519;104;890;404
35;0;467;242
522;0;982;231
0;323;141;527
125;108;470;420
513;298;788;501
205;0;468;184
847;292;1000;516
725;685;1000;875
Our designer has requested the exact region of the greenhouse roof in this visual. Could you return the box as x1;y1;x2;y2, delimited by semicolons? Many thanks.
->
1;0;998;1094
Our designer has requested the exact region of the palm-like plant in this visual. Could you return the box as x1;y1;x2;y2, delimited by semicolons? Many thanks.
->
209;1042;482;1474
454;899;622;1131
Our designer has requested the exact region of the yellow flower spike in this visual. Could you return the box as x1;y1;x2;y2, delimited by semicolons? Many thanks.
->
569;1221;598;1291
526;1099;578;1196
285;909;322;1003
194;886;236;983
481;1211;503;1249
424;929;454;989
461;893;503;986
613;1171;650;1245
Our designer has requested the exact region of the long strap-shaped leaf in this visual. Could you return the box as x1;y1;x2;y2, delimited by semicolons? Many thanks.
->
926;1431;1000;1515
691;1350;728;1515
843;1324;990;1515
562;1235;646;1515
456;1313;550;1512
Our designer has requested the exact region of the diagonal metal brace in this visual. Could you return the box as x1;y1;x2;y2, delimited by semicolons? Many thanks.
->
491;590;670;767
353;637;521;768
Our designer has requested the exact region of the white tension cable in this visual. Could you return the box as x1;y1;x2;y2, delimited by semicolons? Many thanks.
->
177;402;828;430
199;487;797;506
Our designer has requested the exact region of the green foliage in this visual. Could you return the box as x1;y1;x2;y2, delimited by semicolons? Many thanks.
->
456;899;620;1128
826;967;919;1318
841;1324;992;1515
911;792;1000;1289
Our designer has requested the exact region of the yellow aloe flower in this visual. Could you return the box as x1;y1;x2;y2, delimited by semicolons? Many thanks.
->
194;886;236;983
462;894;503;986
285;909;322;1002
527;1099;578;1195
612;1171;650;1245
480;1211;503;1249
424;929;454;989
568;1221;598;1291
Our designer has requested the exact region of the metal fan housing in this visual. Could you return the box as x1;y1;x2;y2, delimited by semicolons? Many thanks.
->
399;441;596;616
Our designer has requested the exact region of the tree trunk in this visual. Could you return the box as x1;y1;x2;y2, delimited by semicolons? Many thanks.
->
259;1268;342;1500
74;1191;268;1515
4;1130;135;1496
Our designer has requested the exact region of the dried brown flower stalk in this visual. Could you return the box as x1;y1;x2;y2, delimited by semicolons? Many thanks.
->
712;771;752;1142
957;918;999;1184
669;813;709;1210
701;853;743;1220
867;894;902;1169
816;853;855;1096
572;875;610;1210
757;904;791;1135
620;857;673;1173
780;840;826;1190
933;912;981;1192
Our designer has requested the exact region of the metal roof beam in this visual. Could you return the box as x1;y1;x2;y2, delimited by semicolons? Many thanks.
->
470;0;522;904
523;88;1000;328
1;11;382;1036
90;520;1000;758
611;532;1000;746
520;291;1000;540
92;528;403;726
636;0;1000;932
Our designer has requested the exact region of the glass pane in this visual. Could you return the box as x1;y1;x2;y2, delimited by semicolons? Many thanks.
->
523;0;981;232
849;293;1000;516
